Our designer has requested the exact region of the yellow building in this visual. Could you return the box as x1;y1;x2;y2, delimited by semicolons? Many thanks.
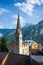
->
32;43;38;50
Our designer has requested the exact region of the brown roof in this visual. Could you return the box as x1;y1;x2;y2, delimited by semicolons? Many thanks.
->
0;52;8;62
31;55;43;62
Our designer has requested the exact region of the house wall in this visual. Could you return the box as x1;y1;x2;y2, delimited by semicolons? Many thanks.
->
22;43;30;55
8;41;30;55
8;41;19;54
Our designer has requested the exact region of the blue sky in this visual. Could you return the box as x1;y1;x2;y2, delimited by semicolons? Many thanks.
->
0;0;43;29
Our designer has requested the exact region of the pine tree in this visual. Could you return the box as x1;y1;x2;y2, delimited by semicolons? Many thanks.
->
0;36;8;52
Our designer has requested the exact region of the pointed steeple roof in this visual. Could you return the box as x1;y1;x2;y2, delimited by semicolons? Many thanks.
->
17;12;21;29
16;12;22;34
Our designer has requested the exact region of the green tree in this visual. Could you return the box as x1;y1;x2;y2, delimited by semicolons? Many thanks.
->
0;36;8;52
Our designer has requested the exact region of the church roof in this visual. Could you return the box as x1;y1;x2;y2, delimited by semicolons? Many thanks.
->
0;52;8;62
16;12;22;34
23;40;37;46
17;12;21;29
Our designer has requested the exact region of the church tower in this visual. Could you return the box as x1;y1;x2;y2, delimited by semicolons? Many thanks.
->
8;12;30;55
15;12;22;54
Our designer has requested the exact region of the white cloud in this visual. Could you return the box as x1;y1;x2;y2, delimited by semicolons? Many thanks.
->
0;33;3;37
14;2;34;16
0;25;4;29
0;8;10;14
15;3;22;6
41;0;43;3
14;0;43;16
0;22;4;29
26;0;41;5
